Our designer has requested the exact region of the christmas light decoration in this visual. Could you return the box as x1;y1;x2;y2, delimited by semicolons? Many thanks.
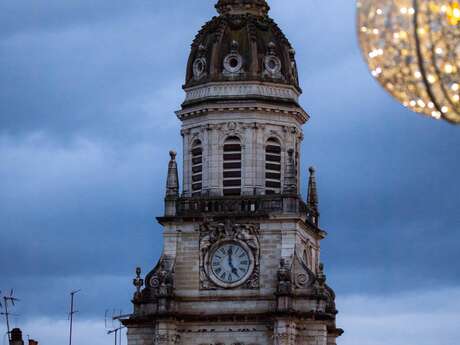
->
357;0;460;123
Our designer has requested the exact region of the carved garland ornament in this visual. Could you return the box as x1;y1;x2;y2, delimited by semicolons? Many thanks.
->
199;219;260;290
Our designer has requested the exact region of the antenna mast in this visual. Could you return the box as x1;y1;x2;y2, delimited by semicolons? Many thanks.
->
0;290;20;342
68;290;81;345
106;310;127;345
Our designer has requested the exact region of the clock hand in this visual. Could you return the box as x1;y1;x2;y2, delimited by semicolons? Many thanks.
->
228;247;234;267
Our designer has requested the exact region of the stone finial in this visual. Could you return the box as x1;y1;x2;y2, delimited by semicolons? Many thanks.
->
197;44;207;56
230;40;239;53
307;166;320;226
215;0;270;16
283;148;297;194
133;267;144;300
267;41;276;55
166;150;179;198
317;262;327;285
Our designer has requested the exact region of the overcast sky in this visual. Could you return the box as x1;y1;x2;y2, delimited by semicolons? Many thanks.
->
1;1;459;344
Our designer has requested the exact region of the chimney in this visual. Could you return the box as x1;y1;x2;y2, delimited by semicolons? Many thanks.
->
10;328;24;345
28;340;38;345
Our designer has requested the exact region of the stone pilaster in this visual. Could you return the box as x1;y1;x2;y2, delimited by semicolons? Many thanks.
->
202;125;211;195
274;319;297;345
254;123;265;194
181;129;191;197
154;321;179;345
242;123;254;195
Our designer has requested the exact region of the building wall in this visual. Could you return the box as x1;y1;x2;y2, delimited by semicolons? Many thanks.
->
168;218;320;303
180;110;304;197
127;320;333;345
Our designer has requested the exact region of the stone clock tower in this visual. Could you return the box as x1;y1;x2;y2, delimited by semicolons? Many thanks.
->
123;1;343;344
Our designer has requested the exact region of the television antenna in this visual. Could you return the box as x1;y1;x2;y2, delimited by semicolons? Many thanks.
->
105;309;126;345
68;290;81;345
0;290;20;342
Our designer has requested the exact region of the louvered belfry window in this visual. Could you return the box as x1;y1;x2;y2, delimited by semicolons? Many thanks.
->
191;139;203;196
223;136;242;196
265;138;282;194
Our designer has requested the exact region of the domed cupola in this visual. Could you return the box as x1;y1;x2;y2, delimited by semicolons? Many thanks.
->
182;0;301;107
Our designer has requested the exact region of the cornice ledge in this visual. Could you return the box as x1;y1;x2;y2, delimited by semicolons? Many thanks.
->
182;81;301;105
175;102;309;124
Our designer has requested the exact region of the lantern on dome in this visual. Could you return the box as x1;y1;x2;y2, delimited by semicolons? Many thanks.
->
357;0;460;124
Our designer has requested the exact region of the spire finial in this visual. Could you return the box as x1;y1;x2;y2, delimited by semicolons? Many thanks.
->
307;166;320;226
215;0;270;16
166;150;179;197
165;150;179;216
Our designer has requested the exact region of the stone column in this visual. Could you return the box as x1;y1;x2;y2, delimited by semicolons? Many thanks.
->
200;125;209;195
208;124;221;196
254;122;265;195
242;123;254;195
253;122;265;195
181;129;191;197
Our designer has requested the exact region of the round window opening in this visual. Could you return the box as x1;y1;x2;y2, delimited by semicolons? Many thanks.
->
223;53;243;74
264;56;281;75
193;58;207;79
229;58;239;68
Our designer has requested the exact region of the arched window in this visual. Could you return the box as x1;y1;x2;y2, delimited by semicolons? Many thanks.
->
223;136;242;196
265;138;281;194
191;139;203;196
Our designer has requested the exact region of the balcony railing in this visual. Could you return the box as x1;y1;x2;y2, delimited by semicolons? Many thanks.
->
175;194;307;217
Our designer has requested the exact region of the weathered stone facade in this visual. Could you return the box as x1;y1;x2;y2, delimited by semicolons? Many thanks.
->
122;1;343;344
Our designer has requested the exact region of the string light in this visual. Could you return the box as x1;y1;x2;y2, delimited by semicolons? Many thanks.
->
357;0;460;124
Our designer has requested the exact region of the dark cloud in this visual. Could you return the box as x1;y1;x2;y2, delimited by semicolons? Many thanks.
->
0;1;209;142
300;55;460;293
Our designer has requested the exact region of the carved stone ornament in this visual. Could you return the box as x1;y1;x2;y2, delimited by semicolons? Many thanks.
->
227;121;238;131
264;55;282;77
296;239;313;270
223;53;243;75
263;42;283;79
193;57;207;80
293;242;316;290
132;267;144;302
145;255;175;298
183;82;300;104
223;40;244;76
199;219;260;290
276;258;293;295
154;334;180;345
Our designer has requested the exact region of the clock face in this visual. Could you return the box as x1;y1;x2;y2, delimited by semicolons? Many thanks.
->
210;243;252;285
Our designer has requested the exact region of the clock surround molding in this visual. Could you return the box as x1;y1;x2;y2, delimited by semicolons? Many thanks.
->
199;219;260;290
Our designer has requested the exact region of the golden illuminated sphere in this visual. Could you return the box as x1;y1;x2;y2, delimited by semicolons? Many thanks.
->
357;0;460;124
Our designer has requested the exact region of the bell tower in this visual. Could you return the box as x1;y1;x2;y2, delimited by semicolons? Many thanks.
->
123;1;343;344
